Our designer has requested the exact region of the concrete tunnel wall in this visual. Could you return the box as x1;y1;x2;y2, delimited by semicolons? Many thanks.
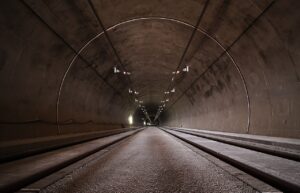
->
165;0;300;138
0;0;299;141
0;0;134;141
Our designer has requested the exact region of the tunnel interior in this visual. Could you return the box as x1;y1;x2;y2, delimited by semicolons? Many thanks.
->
0;0;299;142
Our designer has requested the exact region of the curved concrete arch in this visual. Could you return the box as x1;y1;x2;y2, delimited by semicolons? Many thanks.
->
1;0;299;140
56;17;250;133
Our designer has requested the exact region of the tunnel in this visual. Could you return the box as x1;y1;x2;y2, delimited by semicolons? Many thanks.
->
0;0;300;193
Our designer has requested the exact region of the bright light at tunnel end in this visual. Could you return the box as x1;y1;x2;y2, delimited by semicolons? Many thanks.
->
128;115;133;125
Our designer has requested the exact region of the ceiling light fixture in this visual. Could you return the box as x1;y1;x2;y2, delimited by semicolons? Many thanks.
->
123;71;131;75
182;66;189;72
113;67;120;73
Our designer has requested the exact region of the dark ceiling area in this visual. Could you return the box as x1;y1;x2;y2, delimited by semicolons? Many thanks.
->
0;0;299;141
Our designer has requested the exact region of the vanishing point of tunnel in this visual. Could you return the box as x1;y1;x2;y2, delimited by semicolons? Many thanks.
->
0;0;300;193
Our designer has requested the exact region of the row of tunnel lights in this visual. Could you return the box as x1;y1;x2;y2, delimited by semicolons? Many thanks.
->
113;66;150;124
114;64;190;125
154;65;190;121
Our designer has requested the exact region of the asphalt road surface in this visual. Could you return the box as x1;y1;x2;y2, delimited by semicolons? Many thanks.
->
42;127;258;193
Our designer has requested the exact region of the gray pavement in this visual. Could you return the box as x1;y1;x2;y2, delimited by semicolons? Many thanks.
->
42;127;260;193
165;128;300;192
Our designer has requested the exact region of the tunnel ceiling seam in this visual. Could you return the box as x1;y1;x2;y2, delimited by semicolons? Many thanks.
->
19;0;134;134
154;0;210;121
88;0;152;123
165;0;276;133
87;0;134;89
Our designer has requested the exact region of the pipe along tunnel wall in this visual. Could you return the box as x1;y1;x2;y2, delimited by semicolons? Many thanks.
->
0;0;299;142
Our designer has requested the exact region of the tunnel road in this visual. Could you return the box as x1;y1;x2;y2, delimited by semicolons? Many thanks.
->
39;127;274;193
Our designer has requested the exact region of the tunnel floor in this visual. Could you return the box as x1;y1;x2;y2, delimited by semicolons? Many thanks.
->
41;128;257;193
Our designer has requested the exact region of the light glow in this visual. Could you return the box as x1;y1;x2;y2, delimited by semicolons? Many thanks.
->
128;115;133;125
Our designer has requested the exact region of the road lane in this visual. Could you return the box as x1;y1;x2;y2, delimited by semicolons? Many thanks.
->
42;127;260;193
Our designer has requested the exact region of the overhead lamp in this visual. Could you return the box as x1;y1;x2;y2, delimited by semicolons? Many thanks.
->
123;71;131;75
164;91;170;94
172;70;180;74
114;67;120;73
134;91;139;95
182;66;189;72
129;88;133;94
166;99;169;102
171;88;176;93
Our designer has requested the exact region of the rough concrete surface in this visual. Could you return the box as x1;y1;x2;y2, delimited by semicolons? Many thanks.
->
41;128;259;193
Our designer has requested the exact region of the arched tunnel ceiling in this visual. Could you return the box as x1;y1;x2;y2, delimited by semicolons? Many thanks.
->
26;0;268;106
0;0;299;139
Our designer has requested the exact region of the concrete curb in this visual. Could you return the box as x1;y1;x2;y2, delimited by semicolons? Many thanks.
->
162;128;300;193
0;128;138;162
166;127;300;161
0;129;142;193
